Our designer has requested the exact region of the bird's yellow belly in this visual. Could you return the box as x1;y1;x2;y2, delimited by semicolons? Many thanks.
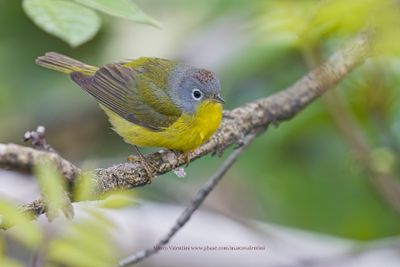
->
102;101;223;152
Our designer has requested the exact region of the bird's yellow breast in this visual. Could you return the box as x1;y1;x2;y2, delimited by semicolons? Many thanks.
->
103;100;223;152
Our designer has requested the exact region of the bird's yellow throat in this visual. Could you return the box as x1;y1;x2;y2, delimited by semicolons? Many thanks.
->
103;100;223;152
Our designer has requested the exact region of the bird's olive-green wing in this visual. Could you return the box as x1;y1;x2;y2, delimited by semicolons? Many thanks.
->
70;63;181;131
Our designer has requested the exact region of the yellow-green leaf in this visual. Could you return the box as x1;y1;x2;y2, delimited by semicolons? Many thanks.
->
73;172;96;202
99;191;136;209
0;257;25;267
23;0;101;47
48;239;113;267
73;0;161;28
47;216;118;267
35;161;72;221
0;201;42;248
371;147;396;174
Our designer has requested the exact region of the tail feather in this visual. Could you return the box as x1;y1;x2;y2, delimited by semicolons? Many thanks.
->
36;52;98;75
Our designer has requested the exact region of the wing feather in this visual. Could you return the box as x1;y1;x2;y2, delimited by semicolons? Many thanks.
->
70;63;181;130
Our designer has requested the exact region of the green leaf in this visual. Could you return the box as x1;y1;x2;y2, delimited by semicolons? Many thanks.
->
22;0;101;47
47;215;118;267
0;257;25;267
35;162;73;221
99;191;136;209
73;172;96;202
73;0;161;28
48;239;112;267
0;201;43;248
371;147;396;174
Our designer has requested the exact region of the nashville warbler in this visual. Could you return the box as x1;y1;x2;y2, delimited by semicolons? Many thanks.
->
36;52;225;173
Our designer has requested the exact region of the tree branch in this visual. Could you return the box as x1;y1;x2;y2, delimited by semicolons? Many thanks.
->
0;33;372;223
0;144;80;183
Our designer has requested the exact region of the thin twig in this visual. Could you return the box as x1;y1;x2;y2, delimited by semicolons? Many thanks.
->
23;126;55;153
117;132;258;267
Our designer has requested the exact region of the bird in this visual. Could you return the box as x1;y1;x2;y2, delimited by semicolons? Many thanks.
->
36;52;225;177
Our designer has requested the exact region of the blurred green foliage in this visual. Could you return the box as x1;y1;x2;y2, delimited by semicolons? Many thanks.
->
35;162;73;220
23;0;160;46
1;161;127;266
0;200;43;247
1;1;400;258
46;209;119;267
227;0;400;239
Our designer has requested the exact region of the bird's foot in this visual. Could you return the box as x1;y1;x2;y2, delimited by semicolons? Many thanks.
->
128;147;157;183
182;151;190;166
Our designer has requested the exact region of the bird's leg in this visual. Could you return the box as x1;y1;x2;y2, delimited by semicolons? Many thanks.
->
182;151;191;166
128;146;157;182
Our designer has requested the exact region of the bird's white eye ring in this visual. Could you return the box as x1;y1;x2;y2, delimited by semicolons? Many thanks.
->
192;88;203;101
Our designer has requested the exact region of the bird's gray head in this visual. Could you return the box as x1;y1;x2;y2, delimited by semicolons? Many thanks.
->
169;64;224;114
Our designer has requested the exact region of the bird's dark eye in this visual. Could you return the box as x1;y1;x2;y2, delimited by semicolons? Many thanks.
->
192;88;203;101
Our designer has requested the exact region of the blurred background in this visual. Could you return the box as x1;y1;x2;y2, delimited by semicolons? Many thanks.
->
1;0;400;266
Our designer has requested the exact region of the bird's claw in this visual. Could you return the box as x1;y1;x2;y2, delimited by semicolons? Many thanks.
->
127;154;157;183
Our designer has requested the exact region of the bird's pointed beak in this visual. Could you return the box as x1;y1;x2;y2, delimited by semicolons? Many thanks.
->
213;94;225;104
